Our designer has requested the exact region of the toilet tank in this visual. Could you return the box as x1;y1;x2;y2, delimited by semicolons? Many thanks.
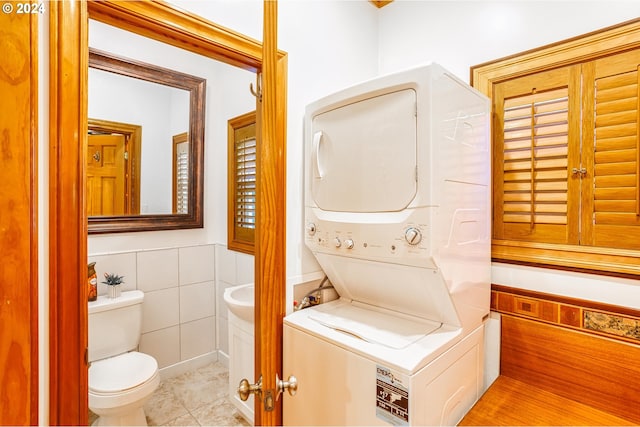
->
88;290;144;362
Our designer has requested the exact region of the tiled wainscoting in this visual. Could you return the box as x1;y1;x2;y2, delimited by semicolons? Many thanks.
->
88;244;254;370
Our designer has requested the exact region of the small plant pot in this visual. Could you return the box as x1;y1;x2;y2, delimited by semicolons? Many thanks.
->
107;284;121;299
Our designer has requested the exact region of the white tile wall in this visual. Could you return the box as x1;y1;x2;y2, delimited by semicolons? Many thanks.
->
180;281;215;323
179;245;216;285
142;288;180;333
137;249;179;292
181;317;216;360
139;326;181;368
88;243;254;370
88;244;219;370
88;252;137;295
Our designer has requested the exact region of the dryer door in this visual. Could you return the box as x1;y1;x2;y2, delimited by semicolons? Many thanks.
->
310;88;417;213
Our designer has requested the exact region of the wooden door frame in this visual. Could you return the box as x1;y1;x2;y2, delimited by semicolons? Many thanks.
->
49;1;287;425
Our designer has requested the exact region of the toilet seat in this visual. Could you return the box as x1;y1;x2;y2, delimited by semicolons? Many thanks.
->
90;351;158;394
89;351;160;412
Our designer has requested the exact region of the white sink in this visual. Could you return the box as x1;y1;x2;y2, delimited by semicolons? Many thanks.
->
223;283;254;322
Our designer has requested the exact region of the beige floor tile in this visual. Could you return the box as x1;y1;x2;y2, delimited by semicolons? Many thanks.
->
90;362;247;427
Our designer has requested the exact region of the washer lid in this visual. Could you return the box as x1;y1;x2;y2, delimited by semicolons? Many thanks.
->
89;351;158;393
309;302;441;350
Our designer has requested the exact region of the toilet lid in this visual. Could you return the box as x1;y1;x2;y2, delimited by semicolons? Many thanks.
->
89;351;158;393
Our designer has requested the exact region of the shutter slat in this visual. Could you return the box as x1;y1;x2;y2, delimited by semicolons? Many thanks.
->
503;192;567;202
594;187;637;200
596;135;637;151
595;162;637;176
594;148;637;164
503;214;567;224
595;174;638;188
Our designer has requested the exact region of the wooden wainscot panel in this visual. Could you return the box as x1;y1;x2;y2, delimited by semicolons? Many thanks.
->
501;315;640;424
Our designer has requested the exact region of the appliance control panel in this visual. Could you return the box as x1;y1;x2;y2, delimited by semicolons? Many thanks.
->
304;208;435;268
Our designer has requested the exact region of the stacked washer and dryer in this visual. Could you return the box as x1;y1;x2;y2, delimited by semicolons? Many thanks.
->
283;63;491;426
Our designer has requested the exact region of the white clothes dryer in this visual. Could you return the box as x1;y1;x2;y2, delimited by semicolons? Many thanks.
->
284;63;491;426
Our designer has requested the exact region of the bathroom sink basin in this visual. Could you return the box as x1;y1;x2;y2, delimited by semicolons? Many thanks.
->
223;283;254;322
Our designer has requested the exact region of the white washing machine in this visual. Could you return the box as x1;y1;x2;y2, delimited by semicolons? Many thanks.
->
283;63;491;426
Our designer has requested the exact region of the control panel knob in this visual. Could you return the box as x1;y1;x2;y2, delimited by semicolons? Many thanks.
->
405;227;422;245
344;239;354;249
334;237;342;248
306;223;316;236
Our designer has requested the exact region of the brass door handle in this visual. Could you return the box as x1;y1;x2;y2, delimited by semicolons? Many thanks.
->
238;376;262;401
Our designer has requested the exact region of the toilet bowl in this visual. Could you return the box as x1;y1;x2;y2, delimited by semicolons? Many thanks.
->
88;290;159;426
89;352;160;426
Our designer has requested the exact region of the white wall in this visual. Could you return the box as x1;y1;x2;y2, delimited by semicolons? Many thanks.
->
169;0;381;309
378;1;640;83
378;1;640;308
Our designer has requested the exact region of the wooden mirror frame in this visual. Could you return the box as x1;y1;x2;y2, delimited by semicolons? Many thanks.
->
87;48;206;233
49;1;287;424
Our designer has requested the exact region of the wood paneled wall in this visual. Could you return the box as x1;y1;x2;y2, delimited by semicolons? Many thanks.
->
494;286;640;424
0;9;39;426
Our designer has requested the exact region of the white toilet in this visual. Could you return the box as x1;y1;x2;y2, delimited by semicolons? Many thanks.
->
88;290;160;426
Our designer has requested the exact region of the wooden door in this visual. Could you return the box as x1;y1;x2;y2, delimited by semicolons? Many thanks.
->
87;134;126;216
0;9;38;426
254;1;287;425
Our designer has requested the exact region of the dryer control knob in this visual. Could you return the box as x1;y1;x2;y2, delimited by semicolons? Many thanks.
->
306;223;316;236
334;237;342;248
405;227;422;245
344;239;354;249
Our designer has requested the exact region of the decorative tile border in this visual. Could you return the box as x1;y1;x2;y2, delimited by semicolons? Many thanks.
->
584;310;640;342
491;284;640;345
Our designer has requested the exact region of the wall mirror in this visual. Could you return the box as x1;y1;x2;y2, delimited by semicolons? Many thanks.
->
87;18;256;234
88;47;205;233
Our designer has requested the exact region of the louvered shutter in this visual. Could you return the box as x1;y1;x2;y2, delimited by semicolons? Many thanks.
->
228;112;256;254
493;66;581;244
591;50;640;250
235;132;257;235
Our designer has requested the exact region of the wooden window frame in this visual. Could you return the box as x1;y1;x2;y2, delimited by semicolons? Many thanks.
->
471;18;640;277
228;111;257;254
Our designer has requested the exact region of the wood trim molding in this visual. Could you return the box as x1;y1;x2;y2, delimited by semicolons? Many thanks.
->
369;0;393;8
0;10;39;426
49;1;89;424
472;18;640;277
471;18;640;91
88;0;264;71
492;284;640;345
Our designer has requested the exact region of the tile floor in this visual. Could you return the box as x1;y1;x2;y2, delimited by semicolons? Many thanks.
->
89;361;250;426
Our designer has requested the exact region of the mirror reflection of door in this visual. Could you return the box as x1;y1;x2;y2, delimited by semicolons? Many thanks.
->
172;132;189;214
87;133;126;216
87;118;142;216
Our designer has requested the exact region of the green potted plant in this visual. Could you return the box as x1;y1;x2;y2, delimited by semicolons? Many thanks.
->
102;272;125;299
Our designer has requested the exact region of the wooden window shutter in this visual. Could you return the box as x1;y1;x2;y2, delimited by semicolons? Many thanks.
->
589;49;640;250
173;132;189;214
228;111;257;254
493;66;581;245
